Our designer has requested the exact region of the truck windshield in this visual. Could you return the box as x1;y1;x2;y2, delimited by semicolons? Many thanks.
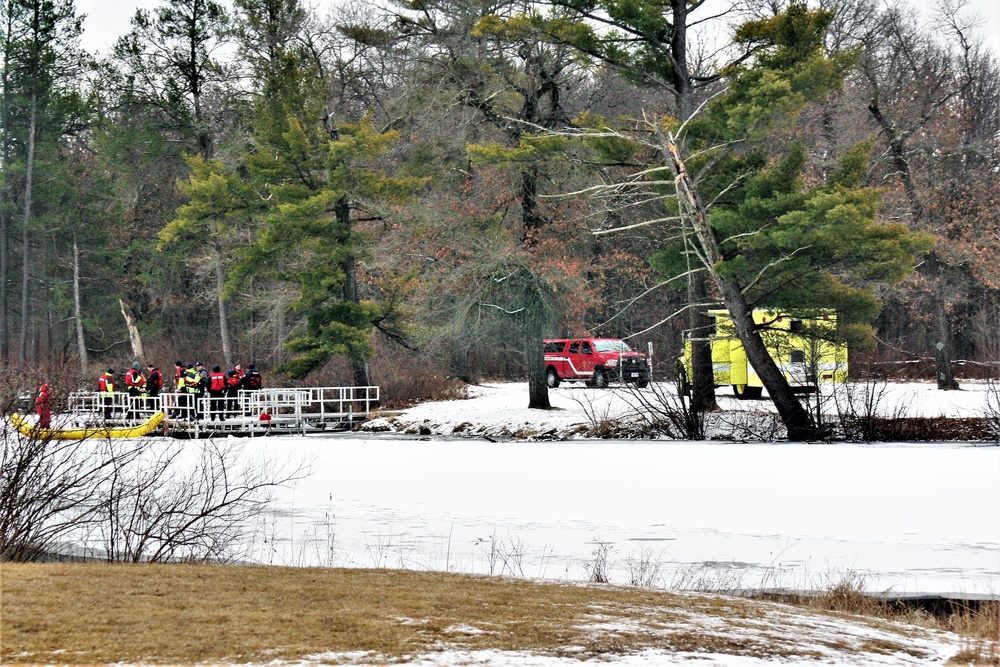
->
594;340;632;353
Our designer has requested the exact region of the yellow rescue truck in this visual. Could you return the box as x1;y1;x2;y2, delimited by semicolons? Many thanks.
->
678;309;848;399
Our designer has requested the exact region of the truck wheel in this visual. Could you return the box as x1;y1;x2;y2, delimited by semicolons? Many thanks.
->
635;379;649;389
733;384;763;400
546;368;560;388
593;368;609;389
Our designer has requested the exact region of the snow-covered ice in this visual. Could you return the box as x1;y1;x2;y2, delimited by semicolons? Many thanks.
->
244;382;1000;598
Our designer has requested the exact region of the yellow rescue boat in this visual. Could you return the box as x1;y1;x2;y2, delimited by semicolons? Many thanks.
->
8;411;165;440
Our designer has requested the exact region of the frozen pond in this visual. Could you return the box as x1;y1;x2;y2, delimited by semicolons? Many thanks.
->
245;434;1000;596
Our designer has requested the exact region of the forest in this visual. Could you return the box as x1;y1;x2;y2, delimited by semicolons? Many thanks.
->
1;0;998;415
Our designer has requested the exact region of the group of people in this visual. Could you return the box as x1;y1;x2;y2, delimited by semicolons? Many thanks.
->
171;361;263;421
96;360;263;421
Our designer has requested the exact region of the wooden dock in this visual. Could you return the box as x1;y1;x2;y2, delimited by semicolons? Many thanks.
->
66;386;379;437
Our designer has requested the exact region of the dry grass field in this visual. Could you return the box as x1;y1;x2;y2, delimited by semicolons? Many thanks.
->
2;563;994;666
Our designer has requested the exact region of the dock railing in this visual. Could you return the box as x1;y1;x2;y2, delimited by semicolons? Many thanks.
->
63;386;380;436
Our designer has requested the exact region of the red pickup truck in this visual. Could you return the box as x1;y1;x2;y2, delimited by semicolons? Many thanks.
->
544;338;651;388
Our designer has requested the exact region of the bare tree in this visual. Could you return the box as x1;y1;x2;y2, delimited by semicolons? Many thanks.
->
857;0;999;389
1;424;309;563
96;438;309;563
0;432;144;561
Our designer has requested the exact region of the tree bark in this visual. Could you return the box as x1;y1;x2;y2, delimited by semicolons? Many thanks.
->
526;327;551;410
119;299;145;362
0;0;12;361
213;250;232;368
927;253;959;389
520;166;551;409
73;237;87;372
336;195;370;387
688;267;717;412
17;84;36;362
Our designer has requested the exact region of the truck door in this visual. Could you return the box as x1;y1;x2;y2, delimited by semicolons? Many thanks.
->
579;341;594;372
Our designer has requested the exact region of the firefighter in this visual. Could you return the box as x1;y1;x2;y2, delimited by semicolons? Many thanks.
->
195;362;209;419
226;369;241;417
124;361;146;396
243;364;263;392
98;368;115;421
208;364;227;421
35;383;51;429
146;364;163;397
183;363;201;420
124;361;146;420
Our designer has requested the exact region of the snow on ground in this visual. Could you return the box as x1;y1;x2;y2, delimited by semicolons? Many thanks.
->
362;380;997;439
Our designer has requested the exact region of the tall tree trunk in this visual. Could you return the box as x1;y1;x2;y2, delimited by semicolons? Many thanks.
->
665;138;818;441
670;0;716;410
688;264;717;413
72;236;87;372
869;102;957;390
0;198;7;362
526;332;550;409
927;253;959;390
214;251;232;368
520;166;550;409
0;0;11;361
17;85;36;362
336;196;370;387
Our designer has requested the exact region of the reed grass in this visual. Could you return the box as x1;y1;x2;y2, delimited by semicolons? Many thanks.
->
3;563;985;665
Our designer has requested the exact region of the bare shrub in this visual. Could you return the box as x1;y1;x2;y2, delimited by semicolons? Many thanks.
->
567;389;619;435
476;529;526;577
1;426;308;563
369;341;470;408
586;538;614;584
711;410;785;442
95;439;309;563
0;359;91;418
830;377;994;442
363;525;395;569
620;382;705;440
0;433;144;561
834;377;911;442
623;546;663;588
497;533;526;578
669;561;749;592
984;380;1000;444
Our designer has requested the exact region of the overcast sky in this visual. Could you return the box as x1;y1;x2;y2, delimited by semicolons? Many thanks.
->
74;0;999;66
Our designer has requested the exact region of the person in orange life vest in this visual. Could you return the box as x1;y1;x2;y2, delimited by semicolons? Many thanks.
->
174;361;185;390
225;369;241;417
124;361;146;420
98;368;115;420
228;362;245;415
208;365;227;421
35;383;51;428
146;364;163;397
124;361;146;397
